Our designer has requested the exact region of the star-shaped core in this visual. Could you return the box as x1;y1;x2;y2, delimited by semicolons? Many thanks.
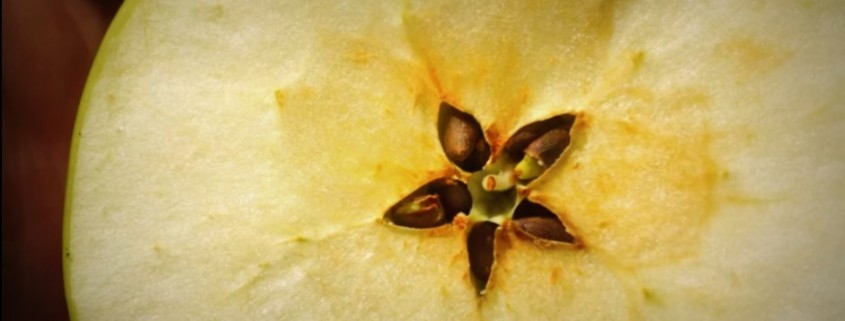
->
384;103;577;294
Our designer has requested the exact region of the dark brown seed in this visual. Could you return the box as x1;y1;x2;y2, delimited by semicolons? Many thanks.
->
503;114;575;165
443;115;476;162
431;179;472;220
513;217;574;243
467;221;498;293
524;127;570;167
387;194;446;228
384;178;472;228
438;103;490;172
512;200;575;243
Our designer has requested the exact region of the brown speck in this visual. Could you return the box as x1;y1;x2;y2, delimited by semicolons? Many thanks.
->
550;267;561;284
485;125;503;156
452;215;470;231
495;222;515;251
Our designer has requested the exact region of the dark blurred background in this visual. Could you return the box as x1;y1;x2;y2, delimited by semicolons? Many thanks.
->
2;0;122;319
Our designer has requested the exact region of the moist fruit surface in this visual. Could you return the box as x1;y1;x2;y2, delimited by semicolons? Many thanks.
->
65;1;845;320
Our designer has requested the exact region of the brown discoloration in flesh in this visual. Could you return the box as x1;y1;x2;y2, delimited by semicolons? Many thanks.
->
549;267;561;284
495;220;516;252
451;214;471;231
485;125;504;160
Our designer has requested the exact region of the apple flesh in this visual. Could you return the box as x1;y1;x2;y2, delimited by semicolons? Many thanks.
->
65;0;845;320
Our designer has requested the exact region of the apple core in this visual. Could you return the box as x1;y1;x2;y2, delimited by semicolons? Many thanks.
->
384;103;577;294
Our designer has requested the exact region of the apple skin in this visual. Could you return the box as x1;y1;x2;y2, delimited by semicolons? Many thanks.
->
1;0;120;320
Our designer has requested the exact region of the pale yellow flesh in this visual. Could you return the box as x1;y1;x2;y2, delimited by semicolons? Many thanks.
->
66;0;845;320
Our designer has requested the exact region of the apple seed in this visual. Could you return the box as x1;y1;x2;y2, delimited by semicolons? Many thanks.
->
388;194;446;228
438;103;491;172
512;199;574;243
388;109;578;296
513;217;574;243
467;221;498;294
430;179;472;220
524;127;569;168
503;115;574;179
384;178;472;228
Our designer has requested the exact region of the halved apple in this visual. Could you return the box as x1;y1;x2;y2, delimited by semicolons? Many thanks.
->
65;0;845;320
